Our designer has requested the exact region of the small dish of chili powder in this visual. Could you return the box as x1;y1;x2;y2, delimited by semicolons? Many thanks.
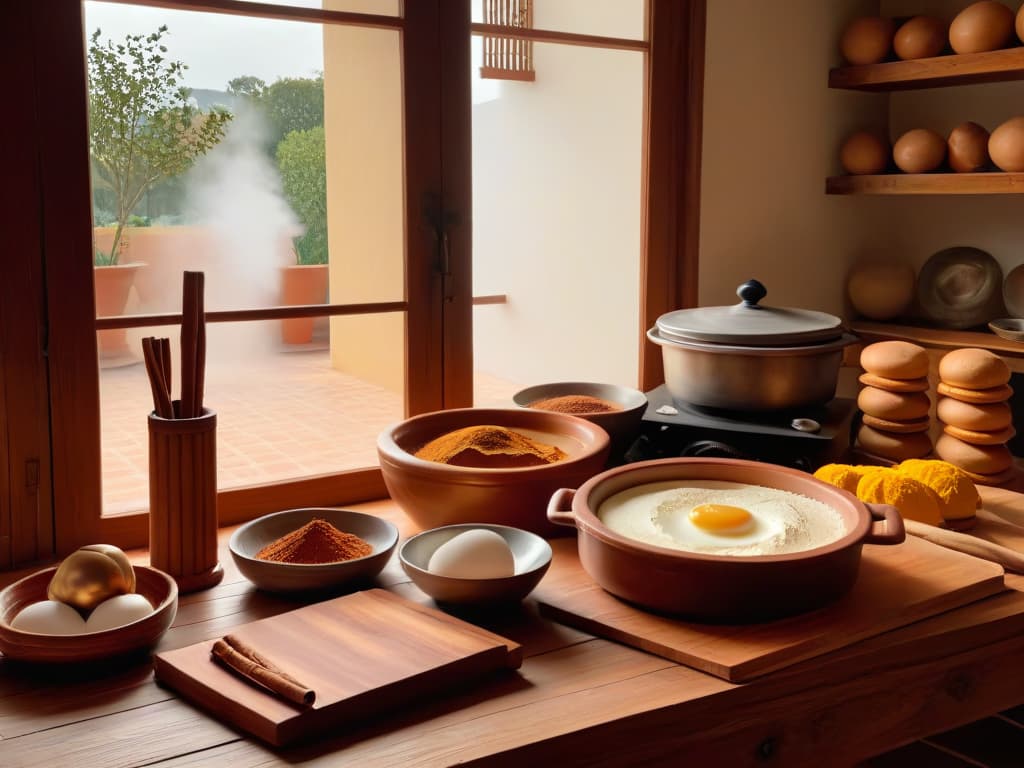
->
229;508;399;593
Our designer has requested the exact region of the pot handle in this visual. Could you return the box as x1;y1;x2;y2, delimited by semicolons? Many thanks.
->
863;503;906;546
547;488;578;529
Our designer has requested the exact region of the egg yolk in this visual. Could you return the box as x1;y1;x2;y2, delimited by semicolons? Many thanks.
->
688;504;754;535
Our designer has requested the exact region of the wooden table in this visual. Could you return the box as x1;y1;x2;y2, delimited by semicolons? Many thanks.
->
5;490;1024;767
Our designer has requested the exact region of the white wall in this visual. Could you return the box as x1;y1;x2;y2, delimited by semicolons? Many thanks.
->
699;0;895;317
471;0;645;389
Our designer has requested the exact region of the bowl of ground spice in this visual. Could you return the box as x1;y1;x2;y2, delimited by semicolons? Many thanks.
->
512;382;647;459
229;509;399;593
377;408;610;535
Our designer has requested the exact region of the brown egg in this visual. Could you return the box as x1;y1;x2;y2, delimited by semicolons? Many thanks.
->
1018;5;1024;45
840;17;895;65
894;16;948;60
948;122;991;172
840;131;890;175
847;262;916;320
949;1;1015;54
893;128;947;173
989;116;1024;172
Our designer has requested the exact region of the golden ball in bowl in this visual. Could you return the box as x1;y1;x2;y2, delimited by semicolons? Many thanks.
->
47;544;135;611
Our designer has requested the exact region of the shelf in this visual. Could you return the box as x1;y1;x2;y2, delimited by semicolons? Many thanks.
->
826;172;1024;195
829;46;1024;91
851;321;1024;359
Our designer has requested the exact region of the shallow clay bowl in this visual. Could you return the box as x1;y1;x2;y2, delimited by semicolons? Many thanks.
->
400;524;552;605
229;508;399;594
0;566;177;663
512;381;647;458
377;408;610;536
548;457;905;622
989;318;1024;343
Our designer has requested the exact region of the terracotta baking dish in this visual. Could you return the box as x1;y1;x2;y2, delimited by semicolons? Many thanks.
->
547;458;905;622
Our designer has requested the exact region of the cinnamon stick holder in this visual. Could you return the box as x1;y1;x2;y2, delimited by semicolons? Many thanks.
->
149;400;223;592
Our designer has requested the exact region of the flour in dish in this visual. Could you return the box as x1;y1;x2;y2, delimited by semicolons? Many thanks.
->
597;480;847;556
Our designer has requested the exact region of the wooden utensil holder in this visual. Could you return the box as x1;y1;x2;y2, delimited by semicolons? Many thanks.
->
149;403;223;593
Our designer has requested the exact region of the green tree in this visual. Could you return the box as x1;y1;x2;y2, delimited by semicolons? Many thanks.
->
226;75;267;100
276;126;328;265
261;76;324;149
88;25;232;265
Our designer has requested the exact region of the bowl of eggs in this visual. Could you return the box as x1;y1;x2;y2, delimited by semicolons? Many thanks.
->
0;544;177;663
547;458;905;622
377;408;610;535
399;524;552;605
512;381;647;459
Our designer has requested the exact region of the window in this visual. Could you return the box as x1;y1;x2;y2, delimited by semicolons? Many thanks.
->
0;0;704;567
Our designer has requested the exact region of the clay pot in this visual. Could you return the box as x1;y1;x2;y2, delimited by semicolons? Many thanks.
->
93;263;144;365
547;458;905;621
280;264;329;345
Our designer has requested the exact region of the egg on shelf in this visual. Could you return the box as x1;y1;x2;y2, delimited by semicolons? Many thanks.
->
1018;4;1024;45
893;128;947;173
840;16;895;65
894;16;947;60
949;0;1016;54
948;122;991;173
427;529;515;579
989;116;1024;172
10;600;87;635
847;261;915;320
840;131;890;175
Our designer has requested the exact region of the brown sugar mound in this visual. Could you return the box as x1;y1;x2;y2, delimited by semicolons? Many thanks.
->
415;425;568;468
529;394;622;415
256;519;373;564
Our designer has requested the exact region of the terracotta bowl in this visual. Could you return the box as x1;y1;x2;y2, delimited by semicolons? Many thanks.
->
0;566;177;663
377;408;610;535
400;524;552;605
229;508;399;593
512;381;647;460
548;458;905;622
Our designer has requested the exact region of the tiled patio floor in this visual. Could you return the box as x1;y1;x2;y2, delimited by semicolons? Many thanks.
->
100;349;519;514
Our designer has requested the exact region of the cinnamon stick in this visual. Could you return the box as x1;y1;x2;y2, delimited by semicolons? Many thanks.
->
211;636;315;706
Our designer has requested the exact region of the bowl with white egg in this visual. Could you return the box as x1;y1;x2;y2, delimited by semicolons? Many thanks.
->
400;524;552;605
0;551;177;663
547;457;905;622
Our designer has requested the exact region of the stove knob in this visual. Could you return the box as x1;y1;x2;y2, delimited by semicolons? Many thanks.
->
681;440;748;461
791;418;821;433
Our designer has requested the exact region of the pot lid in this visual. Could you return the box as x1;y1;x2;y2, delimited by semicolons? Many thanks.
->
655;280;845;346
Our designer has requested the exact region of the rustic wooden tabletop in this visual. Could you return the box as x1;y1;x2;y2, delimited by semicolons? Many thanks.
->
3;490;1024;767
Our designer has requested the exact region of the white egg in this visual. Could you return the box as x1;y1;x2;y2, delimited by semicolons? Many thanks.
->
11;600;87;635
427;529;515;578
85;593;154;633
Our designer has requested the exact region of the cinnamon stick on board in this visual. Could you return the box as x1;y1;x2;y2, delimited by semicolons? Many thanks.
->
211;635;316;706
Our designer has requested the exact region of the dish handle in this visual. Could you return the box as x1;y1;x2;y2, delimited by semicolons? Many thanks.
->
547;489;578;529
863;503;906;546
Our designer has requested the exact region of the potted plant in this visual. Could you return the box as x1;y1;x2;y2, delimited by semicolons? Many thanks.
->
276;125;329;345
88;25;231;362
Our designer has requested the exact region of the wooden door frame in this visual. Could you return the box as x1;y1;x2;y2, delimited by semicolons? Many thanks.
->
639;0;706;391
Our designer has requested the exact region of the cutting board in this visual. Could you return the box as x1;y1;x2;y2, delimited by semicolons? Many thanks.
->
535;535;1005;683
153;589;522;746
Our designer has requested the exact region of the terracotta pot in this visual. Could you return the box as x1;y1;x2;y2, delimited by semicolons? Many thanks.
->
93;263;144;364
280;264;328;345
547;458;905;622
377;408;610;536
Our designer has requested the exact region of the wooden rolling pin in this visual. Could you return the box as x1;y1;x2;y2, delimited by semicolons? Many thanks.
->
904;519;1024;574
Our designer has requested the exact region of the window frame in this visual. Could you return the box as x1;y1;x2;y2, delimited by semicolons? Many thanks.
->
1;0;705;563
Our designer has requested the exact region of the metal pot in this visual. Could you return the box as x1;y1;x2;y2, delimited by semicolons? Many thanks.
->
648;280;857;411
546;458;905;622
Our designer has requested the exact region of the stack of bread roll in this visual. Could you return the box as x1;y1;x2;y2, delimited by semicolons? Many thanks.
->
855;341;933;461
935;348;1016;484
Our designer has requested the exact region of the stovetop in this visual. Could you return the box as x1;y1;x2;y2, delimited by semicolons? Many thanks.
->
625;385;858;471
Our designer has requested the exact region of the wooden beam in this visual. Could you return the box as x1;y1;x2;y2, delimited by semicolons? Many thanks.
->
93;0;404;29
639;0;706;391
470;23;648;52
